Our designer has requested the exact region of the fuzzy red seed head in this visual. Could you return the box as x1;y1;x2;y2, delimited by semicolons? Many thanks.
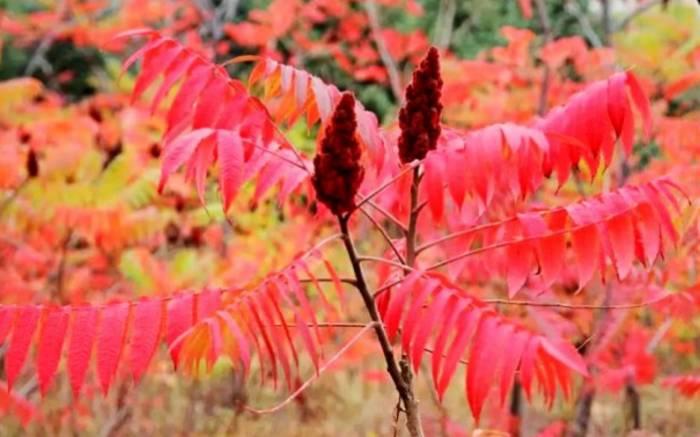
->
312;93;365;215
398;47;443;164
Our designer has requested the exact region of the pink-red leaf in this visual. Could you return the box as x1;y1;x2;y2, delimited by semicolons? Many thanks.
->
96;303;130;394
129;299;163;382
166;294;195;366
36;307;69;395
5;306;40;389
159;129;215;193
68;306;98;398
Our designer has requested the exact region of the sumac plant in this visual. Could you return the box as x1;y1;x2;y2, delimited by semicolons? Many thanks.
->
0;28;693;435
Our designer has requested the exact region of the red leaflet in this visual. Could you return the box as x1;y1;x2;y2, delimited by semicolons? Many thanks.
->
256;292;293;389
536;353;556;407
253;154;285;202
423;154;445;222
150;50;196;114
217;131;245;211
68;306;99;398
467;318;511;423
311;77;333;121
633;202;661;267
196;288;222;322
240;309;269;385
246;298;279;388
400;280;438;354
430;295;466;389
294;312;320;374
548;353;573;399
158;129;215;193
438;308;481;400
192;76;229;129
119;34;166;77
410;287;450;372
204;318;222;370
625;72;652;139
166;294;195;365
568;207;601;290
5;306;40;389
519;336;540;401
606;211;635;280
266;283;300;369
606;73;628;139
96;303;130;394
297;258;338;323
499;330;530;404
382;272;421;341
217;311;251;375
131;40;181;103
166;63;213;136
283;271;321;344
642;182;679;247
0;306;16;344
540;339;588;377
129;299;164;382
520;211;566;288
504;220;533;297
36;307;69;395
446;149;467;206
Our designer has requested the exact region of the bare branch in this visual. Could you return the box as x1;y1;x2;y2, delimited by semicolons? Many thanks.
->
354;163;418;212
358;206;406;265
363;0;404;103
484;295;668;310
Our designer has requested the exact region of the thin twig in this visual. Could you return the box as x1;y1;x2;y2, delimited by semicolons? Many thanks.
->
416;215;519;254
359;255;413;271
615;0;662;31
366;200;408;233
99;406;132;437
55;230;73;302
432;0;457;49
308;232;343;254
484;296;667;310
565;1;604;48
299;277;357;287
363;0;404;103
243;139;310;172
600;0;612;46
283;322;367;328
534;0;553;116
354;163;417;212
358;207;406;264
405;168;421;268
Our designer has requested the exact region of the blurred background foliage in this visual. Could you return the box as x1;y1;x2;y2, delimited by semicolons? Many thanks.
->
5;0;695;116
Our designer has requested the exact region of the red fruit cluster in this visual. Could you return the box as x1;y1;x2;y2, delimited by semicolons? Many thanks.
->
398;47;443;163
312;93;365;215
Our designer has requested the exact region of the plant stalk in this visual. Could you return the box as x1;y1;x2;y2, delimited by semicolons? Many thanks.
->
338;215;423;437
405;167;421;269
399;166;425;435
